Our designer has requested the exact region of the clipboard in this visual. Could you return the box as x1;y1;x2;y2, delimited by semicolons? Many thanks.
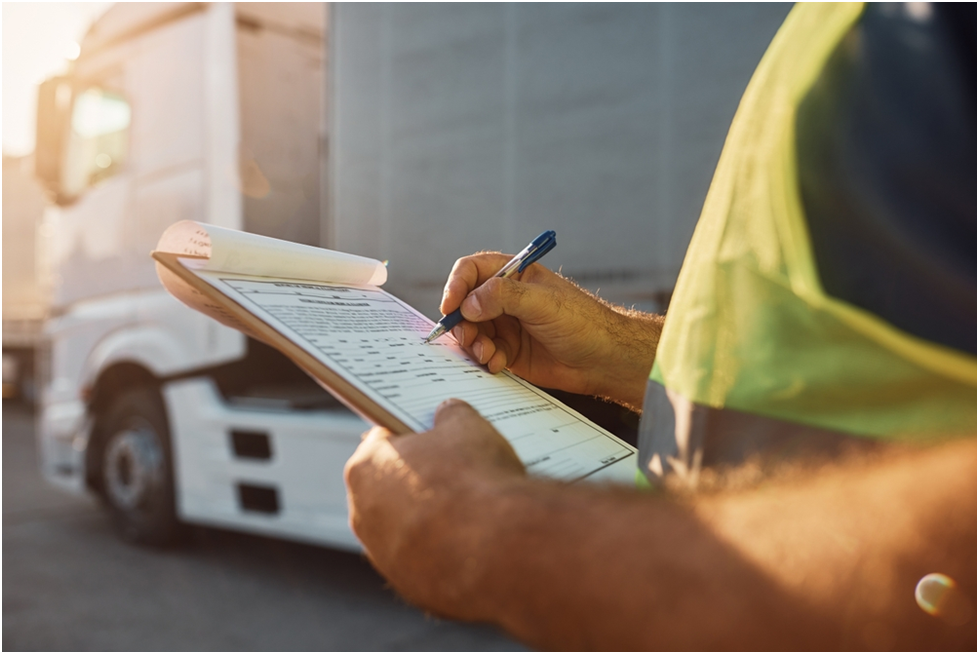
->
153;250;415;434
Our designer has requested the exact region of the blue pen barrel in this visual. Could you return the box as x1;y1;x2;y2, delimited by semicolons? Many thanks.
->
439;307;465;333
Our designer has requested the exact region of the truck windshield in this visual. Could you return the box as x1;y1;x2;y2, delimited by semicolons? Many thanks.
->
62;88;130;197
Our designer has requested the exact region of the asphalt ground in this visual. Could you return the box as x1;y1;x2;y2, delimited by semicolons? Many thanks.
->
2;401;525;651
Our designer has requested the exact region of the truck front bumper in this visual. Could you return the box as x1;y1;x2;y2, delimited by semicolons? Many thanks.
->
38;398;90;494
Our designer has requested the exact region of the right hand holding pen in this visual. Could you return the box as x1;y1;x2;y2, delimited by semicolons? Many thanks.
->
441;253;663;410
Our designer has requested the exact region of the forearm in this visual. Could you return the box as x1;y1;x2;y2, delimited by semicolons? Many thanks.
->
459;440;977;650
469;480;813;650
590;306;664;410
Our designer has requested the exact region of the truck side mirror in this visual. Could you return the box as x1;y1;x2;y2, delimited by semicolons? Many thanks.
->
34;76;73;201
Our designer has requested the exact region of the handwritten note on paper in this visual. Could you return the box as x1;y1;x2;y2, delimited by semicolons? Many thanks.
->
196;273;635;481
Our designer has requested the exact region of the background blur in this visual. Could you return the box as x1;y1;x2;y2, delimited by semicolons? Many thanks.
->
3;3;112;157
4;2;789;650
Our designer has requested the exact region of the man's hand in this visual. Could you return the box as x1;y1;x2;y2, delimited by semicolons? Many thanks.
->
441;253;663;409
344;399;526;621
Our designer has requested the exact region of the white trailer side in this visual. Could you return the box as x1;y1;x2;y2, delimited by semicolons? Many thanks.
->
330;4;791;315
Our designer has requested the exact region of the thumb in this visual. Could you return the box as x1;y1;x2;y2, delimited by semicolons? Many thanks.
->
460;276;556;325
433;398;483;427
432;399;525;473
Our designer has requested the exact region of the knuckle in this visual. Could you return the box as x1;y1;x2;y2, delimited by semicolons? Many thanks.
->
435;398;477;424
450;255;475;274
444;277;469;299
343;455;363;486
437;397;470;415
447;258;479;287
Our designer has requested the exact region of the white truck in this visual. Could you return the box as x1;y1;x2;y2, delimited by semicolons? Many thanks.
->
33;2;788;549
34;2;367;549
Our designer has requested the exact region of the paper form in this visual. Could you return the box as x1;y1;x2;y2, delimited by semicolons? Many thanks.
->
194;271;636;482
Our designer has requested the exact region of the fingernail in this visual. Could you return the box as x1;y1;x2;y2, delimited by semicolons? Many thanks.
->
473;340;484;362
463;294;481;319
452;326;463;342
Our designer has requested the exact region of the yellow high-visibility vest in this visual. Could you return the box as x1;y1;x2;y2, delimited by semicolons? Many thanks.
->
650;2;976;449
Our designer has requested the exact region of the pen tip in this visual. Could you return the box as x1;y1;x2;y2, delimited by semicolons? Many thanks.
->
424;325;445;343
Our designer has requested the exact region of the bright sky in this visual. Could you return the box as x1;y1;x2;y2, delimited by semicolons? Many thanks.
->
2;2;112;156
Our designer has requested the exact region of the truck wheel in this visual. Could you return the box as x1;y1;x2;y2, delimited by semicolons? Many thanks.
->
99;388;182;546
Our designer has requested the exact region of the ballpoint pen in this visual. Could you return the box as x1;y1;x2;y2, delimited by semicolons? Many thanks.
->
424;230;557;343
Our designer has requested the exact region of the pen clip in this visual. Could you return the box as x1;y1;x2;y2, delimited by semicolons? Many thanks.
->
517;232;556;273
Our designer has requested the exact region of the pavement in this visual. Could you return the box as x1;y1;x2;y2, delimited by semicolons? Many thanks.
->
2;401;525;651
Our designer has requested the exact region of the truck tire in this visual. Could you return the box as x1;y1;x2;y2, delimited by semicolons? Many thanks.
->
98;387;182;546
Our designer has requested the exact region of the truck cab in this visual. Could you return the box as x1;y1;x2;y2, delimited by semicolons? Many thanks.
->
34;3;366;549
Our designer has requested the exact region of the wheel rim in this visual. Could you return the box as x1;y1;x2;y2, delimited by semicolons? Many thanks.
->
104;421;164;511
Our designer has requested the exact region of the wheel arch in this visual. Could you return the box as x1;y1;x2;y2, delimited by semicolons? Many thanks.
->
81;323;195;392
